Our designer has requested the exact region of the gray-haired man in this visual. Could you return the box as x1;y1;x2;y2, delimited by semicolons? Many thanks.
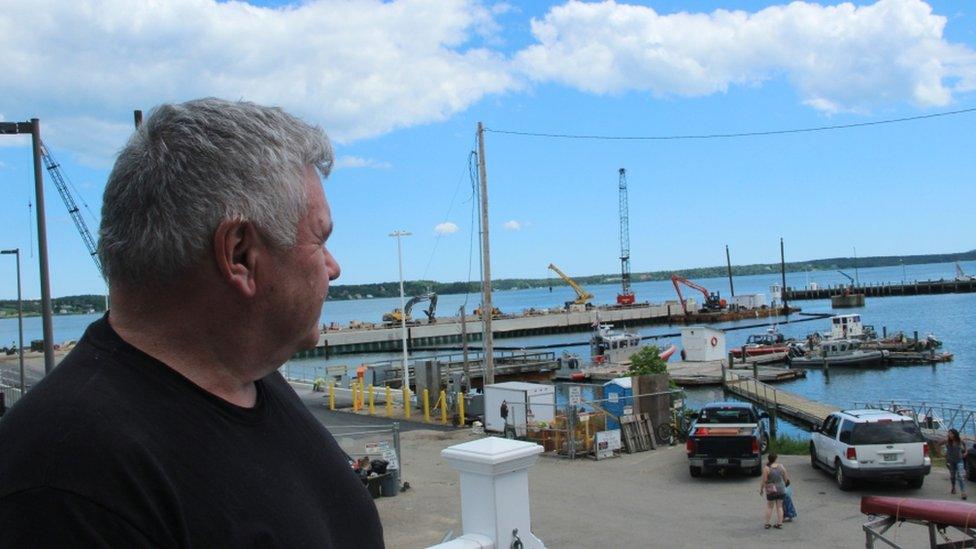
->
0;98;384;547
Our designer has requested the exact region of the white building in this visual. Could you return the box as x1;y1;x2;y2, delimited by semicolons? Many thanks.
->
680;326;726;362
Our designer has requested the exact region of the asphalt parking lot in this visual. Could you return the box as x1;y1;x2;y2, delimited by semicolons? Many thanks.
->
373;428;970;548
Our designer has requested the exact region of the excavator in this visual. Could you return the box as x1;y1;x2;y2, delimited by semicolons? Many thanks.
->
670;274;727;315
473;306;502;318
548;263;594;309
383;292;438;324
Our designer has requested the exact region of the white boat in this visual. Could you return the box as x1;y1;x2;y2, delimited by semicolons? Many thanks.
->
590;323;643;365
790;339;888;367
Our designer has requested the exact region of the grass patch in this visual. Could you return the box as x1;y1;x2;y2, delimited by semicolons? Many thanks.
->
769;435;810;456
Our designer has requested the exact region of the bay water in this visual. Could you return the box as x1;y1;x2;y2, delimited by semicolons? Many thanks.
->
3;260;973;436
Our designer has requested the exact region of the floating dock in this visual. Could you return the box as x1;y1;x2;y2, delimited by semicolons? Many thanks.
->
723;370;838;428
579;359;806;387
301;304;797;357
785;279;976;301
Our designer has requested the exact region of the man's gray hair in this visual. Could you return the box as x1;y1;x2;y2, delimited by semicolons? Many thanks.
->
98;98;332;287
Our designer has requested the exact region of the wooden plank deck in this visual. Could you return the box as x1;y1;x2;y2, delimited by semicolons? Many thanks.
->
724;372;839;428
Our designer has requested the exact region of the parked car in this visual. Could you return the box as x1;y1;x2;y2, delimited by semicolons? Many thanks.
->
686;402;769;477
810;409;931;490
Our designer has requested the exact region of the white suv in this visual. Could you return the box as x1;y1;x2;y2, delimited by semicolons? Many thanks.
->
810;409;931;490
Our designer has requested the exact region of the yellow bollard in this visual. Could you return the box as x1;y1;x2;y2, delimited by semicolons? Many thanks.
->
385;386;393;417
457;391;465;426
439;390;448;424
351;381;359;411
328;382;335;411
402;388;411;420
423;389;431;423
368;385;375;415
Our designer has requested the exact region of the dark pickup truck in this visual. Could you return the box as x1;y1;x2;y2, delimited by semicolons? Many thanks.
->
686;402;770;477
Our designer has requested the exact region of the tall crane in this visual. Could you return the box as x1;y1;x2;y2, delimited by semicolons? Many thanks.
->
548;263;593;307
616;168;635;305
670;274;726;315
39;142;102;274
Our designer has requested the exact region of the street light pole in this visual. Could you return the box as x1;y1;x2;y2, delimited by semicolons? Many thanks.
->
1;249;25;394
1;119;55;376
389;231;412;394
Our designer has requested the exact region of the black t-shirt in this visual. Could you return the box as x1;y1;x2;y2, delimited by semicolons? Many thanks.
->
0;316;384;548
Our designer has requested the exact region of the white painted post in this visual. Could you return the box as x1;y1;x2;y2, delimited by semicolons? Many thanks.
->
436;437;545;549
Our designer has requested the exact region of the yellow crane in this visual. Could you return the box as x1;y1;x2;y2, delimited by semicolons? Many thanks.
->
548;263;594;307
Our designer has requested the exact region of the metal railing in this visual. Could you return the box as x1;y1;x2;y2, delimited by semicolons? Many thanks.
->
854;400;976;438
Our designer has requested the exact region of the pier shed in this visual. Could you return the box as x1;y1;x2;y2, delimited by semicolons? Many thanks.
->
681;326;726;362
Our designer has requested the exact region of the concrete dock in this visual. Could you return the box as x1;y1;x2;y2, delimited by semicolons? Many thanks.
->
302;304;797;357
785;278;976;300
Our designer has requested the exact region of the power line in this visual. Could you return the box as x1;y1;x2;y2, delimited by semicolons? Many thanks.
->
485;106;976;141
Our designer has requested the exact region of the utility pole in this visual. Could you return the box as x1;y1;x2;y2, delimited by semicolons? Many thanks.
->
476;122;494;385
853;246;860;287
725;245;735;297
389;230;412;392
1;120;56;376
1;249;25;394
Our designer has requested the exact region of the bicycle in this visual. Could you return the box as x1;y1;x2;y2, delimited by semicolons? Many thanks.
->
656;408;693;446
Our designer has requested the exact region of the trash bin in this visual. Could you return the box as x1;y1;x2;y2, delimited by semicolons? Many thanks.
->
365;474;383;499
379;471;398;497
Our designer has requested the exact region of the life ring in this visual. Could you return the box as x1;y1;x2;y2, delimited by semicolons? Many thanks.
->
710;336;718;347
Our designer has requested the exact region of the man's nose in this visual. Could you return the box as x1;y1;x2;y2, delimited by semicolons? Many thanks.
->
326;250;341;281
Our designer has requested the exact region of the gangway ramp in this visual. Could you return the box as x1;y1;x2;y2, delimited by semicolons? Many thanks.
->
724;370;838;428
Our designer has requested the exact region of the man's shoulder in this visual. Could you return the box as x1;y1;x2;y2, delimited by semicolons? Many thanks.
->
0;341;159;496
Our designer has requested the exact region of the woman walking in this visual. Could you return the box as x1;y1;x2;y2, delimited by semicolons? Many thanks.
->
946;429;968;500
759;453;789;529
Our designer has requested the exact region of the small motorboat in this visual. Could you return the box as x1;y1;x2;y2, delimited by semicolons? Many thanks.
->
789;339;888;367
730;328;790;358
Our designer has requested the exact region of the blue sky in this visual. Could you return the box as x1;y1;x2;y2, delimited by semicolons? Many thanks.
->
1;0;974;299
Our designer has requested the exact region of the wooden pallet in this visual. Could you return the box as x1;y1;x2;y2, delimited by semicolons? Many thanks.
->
620;413;658;453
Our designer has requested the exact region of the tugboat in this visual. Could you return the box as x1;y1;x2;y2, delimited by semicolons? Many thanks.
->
730;327;790;358
789;339;888;367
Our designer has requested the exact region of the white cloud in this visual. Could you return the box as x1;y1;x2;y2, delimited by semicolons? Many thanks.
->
515;0;976;113
434;221;460;235
333;155;392;170
504;220;522;230
0;0;519;163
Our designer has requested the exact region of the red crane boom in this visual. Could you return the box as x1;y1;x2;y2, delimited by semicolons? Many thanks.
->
670;274;726;315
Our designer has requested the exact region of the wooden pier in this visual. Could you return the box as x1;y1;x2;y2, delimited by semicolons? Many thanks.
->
785;279;976;301
723;370;838;428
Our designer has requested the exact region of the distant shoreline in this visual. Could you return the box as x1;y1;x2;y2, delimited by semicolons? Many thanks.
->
0;251;973;305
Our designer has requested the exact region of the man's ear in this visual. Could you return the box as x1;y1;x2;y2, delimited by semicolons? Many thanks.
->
213;218;259;298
